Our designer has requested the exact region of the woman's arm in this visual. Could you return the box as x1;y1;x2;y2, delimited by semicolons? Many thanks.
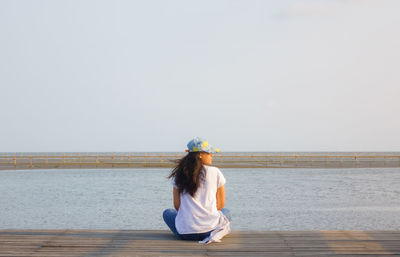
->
216;185;225;210
173;187;180;211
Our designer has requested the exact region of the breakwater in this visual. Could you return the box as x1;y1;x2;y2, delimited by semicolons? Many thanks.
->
1;152;399;170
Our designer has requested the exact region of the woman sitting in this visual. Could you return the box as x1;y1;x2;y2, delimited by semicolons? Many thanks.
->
163;137;231;243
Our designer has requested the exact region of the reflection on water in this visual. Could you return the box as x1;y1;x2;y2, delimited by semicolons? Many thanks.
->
0;168;399;230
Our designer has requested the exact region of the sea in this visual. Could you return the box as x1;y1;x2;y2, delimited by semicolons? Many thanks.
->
1;167;399;230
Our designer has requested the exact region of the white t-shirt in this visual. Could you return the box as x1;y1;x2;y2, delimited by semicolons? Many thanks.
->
172;165;226;234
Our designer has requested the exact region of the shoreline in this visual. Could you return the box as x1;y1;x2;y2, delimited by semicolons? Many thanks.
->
1;153;399;170
1;162;399;170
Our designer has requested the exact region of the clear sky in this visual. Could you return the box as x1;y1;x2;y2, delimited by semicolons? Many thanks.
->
1;0;399;152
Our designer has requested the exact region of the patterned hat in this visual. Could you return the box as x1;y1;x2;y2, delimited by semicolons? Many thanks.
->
186;137;220;153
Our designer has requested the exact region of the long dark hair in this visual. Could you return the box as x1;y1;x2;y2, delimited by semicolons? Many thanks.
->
168;152;204;197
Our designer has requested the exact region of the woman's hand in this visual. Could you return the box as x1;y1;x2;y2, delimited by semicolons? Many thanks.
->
216;185;225;210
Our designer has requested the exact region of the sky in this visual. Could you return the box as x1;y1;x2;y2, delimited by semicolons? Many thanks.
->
1;0;399;152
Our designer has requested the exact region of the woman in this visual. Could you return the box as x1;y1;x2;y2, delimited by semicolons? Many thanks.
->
163;137;231;243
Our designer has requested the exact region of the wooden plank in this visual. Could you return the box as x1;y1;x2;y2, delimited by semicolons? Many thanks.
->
0;230;399;256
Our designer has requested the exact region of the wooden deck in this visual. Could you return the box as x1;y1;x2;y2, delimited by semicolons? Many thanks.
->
0;230;399;256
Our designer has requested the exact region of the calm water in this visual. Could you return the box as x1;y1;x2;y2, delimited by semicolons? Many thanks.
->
1;168;399;230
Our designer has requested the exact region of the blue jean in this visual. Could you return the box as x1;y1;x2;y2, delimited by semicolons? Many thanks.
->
162;208;232;240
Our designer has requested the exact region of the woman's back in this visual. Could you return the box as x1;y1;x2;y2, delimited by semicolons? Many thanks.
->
174;165;226;234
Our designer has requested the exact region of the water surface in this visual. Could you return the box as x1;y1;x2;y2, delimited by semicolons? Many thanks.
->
1;168;399;230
